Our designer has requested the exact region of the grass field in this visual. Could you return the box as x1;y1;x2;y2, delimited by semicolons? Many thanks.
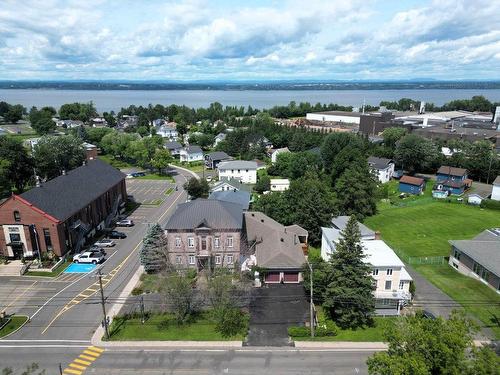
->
0;315;29;338
364;199;500;338
108;312;247;341
25;260;70;277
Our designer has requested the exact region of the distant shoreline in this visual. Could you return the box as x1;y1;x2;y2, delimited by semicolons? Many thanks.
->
1;81;500;91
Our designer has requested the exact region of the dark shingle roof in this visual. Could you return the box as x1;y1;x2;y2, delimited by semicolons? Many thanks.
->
165;199;243;230
206;151;231;161
437;166;467;177
184;145;203;154
209;190;250;210
164;141;182;150
368;156;393;170
20;159;125;221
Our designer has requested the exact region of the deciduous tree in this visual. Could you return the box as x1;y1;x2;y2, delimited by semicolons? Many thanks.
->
183;177;209;199
33;135;85;179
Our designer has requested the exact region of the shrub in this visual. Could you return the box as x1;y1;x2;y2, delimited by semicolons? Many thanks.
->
316;320;338;337
480;199;500;210
131;287;143;296
288;326;310;337
214;307;248;338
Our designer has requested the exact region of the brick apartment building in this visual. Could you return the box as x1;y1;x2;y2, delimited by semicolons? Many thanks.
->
0;159;126;259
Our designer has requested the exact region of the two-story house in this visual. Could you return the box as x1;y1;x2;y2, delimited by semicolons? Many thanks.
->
321;217;412;315
217;160;257;184
205;151;232;169
164;199;244;271
164;141;183;157
434;166;472;195
368;156;395;184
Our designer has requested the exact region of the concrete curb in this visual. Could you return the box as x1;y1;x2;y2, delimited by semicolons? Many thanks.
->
91;264;144;346
96;340;242;348
0;315;30;340
169;164;200;180
294;341;388;350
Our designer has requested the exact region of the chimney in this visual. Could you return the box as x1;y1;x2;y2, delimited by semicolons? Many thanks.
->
374;231;381;240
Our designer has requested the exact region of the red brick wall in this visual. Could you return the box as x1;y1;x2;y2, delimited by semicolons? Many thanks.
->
0;197;65;257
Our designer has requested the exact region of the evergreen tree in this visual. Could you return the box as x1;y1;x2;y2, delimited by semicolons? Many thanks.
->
140;223;170;273
322;215;375;329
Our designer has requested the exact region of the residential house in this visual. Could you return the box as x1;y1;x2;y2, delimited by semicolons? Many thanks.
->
217;160;257;184
492;176;500;201
467;192;490;205
210;178;253;193
399;175;425;195
179;145;204;163
242;211;308;284
156;124;178;140
214;133;226;147
435;166;471;195
208;190;251;210
368;156;395;183
321;220;412;315
164;141;183;157
449;228;500;292
0;159;127;258
270;147;290;164
91;117;108;127
57;120;84;129
117;115;138;129
270;178;290;192
205;151;232;169
164;199;244;271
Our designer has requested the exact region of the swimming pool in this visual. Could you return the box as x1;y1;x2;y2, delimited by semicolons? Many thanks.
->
64;263;97;273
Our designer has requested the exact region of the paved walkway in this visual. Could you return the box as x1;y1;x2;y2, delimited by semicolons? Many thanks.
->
0;260;23;276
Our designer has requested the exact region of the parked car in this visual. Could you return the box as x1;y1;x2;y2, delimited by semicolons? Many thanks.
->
132;172;146;177
116;219;134;227
95;239;116;247
73;251;104;264
88;245;106;256
108;231;127;239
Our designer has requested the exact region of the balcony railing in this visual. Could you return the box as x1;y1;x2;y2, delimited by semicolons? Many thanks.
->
374;290;412;301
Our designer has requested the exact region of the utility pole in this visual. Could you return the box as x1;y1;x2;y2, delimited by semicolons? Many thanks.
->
58;363;63;375
95;268;110;339
307;262;315;338
140;295;145;324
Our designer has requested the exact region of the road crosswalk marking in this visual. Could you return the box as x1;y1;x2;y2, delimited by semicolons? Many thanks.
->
63;346;104;374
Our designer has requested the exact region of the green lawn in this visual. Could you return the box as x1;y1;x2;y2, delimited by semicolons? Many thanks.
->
294;307;396;342
131;273;160;295
365;201;500;258
415;265;500;338
141;198;163;206
172;161;205;173
108;312;246;341
136;173;175;182
0;315;29;338
25;260;70;277
164;187;174;196
364;199;500;339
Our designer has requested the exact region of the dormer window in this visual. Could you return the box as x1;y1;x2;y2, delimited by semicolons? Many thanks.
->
13;211;21;222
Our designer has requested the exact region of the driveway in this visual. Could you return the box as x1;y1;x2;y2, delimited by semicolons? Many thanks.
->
245;284;309;347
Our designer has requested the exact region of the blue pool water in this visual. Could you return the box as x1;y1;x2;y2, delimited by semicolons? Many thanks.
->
64;263;97;273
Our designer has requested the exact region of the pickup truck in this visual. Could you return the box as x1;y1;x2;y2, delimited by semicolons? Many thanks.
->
73;251;105;264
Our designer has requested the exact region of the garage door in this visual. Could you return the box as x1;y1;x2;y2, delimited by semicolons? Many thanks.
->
265;272;280;283
283;273;299;283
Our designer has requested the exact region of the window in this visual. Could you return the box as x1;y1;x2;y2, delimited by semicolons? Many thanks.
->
453;248;461;261
188;237;194;248
175;237;181;247
227;255;233;264
214;237;220;248
226;236;233;248
399;281;405;290
237;169;240;173
386;268;393;276
215;254;221;265
245;169;249;172
189;255;196;265
176;255;182;264
43;228;53;250
201;237;207;250
385;280;392;290
9;233;21;242
13;211;21;222
372;269;379;276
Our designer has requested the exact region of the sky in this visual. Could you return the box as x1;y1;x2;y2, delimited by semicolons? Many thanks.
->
0;0;499;81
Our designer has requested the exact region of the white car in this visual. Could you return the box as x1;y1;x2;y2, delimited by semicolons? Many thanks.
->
95;239;116;247
73;251;104;264
116;219;134;227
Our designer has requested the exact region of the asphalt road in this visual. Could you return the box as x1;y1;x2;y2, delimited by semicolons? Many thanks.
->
0;167;191;344
0;347;374;375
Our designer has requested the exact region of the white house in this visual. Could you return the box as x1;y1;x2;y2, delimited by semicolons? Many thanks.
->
306;111;362;124
179;145;204;163
321;225;412;315
467;193;486;205
156;125;178;140
368;156;395;184
217;160;257;184
214;133;226;147
270;147;290;164
164;141;183;156
270;178;290;192
492;176;500;201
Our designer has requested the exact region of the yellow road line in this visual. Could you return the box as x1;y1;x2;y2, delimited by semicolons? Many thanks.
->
63;369;82;375
89;346;105;353
2;280;37;311
83;349;101;358
74;358;92;365
68;363;87;370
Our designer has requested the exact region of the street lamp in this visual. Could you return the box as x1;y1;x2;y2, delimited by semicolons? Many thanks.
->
307;261;315;338
29;224;42;268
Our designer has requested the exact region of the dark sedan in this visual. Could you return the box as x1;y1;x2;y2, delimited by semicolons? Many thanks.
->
108;231;127;239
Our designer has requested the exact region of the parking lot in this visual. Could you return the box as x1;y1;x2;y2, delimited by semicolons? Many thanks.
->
126;179;176;205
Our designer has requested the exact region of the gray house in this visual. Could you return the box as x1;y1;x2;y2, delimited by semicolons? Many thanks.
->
449;228;500;292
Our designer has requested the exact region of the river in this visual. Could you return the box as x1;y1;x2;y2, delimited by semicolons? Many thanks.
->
1;89;500;112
